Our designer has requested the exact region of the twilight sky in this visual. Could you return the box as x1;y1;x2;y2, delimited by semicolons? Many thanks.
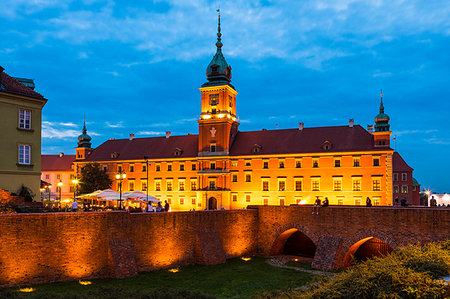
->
1;0;449;192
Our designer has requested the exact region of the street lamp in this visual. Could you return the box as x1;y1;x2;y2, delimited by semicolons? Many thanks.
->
57;181;63;200
115;171;126;210
144;156;150;202
72;178;79;203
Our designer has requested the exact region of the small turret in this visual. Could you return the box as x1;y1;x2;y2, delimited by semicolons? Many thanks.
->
373;91;392;147
75;119;93;159
77;119;92;148
374;91;390;132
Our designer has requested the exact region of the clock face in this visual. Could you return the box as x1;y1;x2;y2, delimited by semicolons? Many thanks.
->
209;94;219;106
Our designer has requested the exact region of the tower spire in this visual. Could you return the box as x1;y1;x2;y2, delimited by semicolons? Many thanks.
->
379;89;384;113
216;9;222;50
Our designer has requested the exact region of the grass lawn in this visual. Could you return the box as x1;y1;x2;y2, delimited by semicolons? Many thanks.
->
1;257;316;298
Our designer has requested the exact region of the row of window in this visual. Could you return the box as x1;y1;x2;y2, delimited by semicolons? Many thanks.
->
393;185;409;193
123;176;383;192
109;156;383;173
393;173;408;181
230;194;382;206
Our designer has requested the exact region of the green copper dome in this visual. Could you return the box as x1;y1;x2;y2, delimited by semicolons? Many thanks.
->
374;94;390;132
202;10;233;88
77;120;92;148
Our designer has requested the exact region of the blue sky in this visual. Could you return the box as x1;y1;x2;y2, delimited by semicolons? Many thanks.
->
1;0;449;192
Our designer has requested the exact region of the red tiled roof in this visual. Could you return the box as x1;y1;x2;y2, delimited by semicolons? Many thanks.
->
84;135;199;162
0;68;44;99
393;152;413;172
230;125;385;156
41;155;76;171
83;125;388;162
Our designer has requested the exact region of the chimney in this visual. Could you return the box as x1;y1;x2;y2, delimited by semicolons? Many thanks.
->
367;124;373;133
298;122;304;131
349;119;354;128
166;131;171;139
59;152;64;158
129;133;135;140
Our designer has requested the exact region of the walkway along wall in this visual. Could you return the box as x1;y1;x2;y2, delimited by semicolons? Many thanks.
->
0;206;448;287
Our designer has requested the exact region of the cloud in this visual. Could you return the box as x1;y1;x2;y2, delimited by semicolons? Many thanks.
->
394;129;438;136
105;121;124;128
136;131;166;136
425;138;450;145
42;121;99;139
12;0;446;70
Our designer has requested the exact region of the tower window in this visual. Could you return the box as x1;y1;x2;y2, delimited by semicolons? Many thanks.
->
334;159;341;167
373;158;380;166
210;145;216;152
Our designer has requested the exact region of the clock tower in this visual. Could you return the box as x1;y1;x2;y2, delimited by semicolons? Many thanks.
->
198;11;239;156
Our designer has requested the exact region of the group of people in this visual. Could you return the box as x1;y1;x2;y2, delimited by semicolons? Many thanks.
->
312;196;373;215
144;200;170;213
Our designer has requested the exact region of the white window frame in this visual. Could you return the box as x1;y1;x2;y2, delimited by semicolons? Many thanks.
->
333;177;342;191
19;109;31;130
402;173;407;181
18;144;31;165
311;178;320;191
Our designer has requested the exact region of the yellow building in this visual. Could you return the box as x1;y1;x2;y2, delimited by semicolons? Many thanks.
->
73;15;398;210
0;66;47;200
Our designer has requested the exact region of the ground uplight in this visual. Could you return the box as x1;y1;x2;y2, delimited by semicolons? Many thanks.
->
18;287;35;292
168;268;179;273
241;257;252;262
79;280;92;285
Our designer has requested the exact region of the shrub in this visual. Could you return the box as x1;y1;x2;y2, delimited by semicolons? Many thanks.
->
298;241;450;299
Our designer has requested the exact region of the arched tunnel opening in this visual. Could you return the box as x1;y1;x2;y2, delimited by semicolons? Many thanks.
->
283;231;317;258
271;229;317;258
343;237;394;267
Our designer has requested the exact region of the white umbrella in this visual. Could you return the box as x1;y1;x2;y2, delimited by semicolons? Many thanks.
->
126;191;160;203
96;189;120;198
78;190;103;198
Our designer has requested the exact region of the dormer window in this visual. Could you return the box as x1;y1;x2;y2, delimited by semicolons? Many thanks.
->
322;141;332;151
111;152;119;159
251;144;262;154
174;148;183;157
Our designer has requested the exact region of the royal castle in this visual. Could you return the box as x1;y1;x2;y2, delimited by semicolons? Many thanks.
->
57;14;419;210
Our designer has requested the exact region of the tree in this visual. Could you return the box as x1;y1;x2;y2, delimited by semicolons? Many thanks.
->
79;163;112;194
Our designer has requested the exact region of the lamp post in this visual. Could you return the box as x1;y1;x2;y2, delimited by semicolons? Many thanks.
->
72;178;79;204
116;171;126;210
144;156;150;202
48;185;52;201
57;181;63;200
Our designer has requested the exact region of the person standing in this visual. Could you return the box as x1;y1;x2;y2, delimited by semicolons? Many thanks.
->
313;197;321;215
71;201;78;212
164;200;170;212
366;197;372;207
156;202;163;212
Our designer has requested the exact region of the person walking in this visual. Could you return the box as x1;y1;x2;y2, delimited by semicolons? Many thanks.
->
366;197;372;207
164;200;170;212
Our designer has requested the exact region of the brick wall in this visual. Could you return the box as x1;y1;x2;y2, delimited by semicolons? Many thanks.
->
0;206;448;287
253;205;450;268
0;209;257;287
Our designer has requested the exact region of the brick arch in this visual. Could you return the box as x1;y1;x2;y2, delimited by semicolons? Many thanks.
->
340;228;398;267
270;223;319;256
